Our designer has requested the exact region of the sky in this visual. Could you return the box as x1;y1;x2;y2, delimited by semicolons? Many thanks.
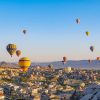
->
0;0;100;62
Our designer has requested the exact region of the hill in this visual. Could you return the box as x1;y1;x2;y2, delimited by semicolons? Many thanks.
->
32;60;100;69
0;60;99;69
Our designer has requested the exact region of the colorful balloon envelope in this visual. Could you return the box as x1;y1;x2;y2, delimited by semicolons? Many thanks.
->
6;44;17;57
16;50;21;57
18;57;31;72
86;31;90;36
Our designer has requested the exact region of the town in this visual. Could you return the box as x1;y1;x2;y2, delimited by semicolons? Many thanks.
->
0;65;100;100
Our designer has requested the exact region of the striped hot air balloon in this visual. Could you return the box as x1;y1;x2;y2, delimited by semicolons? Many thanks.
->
6;44;17;57
19;57;31;72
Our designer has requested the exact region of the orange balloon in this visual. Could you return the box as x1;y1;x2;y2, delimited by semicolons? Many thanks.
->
63;56;67;62
16;50;21;57
97;57;100;60
22;67;28;72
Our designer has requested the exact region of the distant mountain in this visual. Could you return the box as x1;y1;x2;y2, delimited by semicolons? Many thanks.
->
31;60;100;69
0;61;19;68
0;60;100;69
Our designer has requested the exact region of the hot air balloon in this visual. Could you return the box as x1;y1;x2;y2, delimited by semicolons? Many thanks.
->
23;30;27;34
16;50;21;57
97;57;100;60
88;59;92;63
76;18;80;24
6;44;17;57
48;64;53;69
86;31;90;36
90;46;94;52
19;57;31;72
62;56;67;64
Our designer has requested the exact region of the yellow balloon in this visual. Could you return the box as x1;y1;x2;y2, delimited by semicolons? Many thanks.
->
86;31;90;36
18;57;31;72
